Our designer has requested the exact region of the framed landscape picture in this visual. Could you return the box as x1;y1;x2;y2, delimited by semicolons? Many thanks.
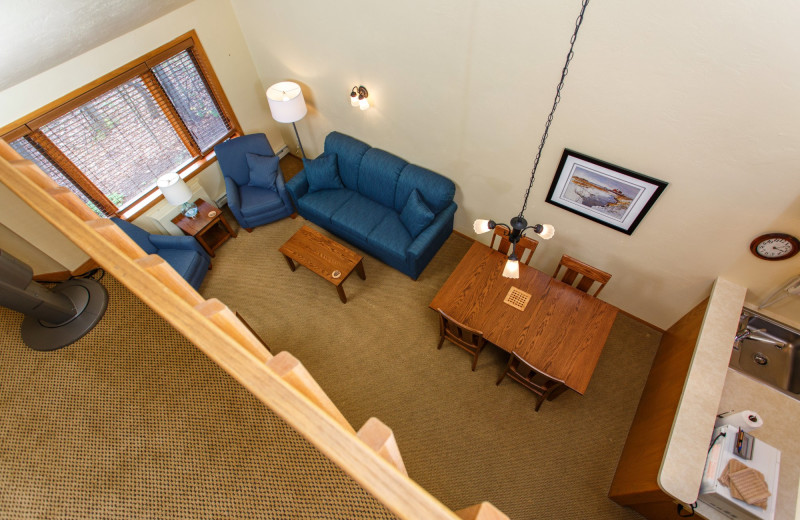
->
545;149;667;235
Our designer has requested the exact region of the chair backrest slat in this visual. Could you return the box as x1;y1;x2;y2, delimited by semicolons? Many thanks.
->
553;254;612;297
490;228;538;265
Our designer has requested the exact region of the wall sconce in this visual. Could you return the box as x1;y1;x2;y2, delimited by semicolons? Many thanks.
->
349;86;369;110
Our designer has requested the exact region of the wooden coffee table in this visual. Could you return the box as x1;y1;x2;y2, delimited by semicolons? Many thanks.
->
279;225;366;303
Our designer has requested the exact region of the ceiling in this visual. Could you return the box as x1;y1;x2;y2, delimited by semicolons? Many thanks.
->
0;0;192;92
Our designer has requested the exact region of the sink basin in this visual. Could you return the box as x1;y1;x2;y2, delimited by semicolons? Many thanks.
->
730;309;800;398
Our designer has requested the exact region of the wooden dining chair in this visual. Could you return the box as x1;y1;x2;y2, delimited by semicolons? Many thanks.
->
552;254;612;297
496;353;566;411
490;227;539;265
489;226;512;254
436;308;486;371
515;235;539;266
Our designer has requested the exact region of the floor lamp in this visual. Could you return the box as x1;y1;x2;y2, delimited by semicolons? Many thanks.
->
266;81;308;159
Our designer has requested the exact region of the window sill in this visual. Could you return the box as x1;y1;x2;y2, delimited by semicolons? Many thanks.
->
120;150;219;221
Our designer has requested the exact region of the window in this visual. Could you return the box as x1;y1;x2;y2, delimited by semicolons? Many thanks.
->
2;33;239;217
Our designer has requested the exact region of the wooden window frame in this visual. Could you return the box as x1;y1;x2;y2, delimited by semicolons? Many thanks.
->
0;30;242;220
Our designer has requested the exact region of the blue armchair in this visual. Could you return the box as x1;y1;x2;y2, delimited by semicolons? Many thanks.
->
111;218;211;290
214;133;293;231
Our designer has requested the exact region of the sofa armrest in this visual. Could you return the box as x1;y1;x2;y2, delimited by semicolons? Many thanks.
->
285;169;309;207
275;167;293;210
150;234;210;259
407;202;457;262
224;176;241;211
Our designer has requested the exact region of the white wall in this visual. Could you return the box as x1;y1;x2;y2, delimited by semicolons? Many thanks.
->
0;0;283;272
230;0;800;329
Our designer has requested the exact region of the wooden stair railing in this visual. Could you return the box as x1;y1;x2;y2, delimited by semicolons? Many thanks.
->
456;502;511;520
357;417;408;476
0;141;510;520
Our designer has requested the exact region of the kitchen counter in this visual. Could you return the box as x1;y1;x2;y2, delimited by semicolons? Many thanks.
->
656;278;747;505
656;279;799;519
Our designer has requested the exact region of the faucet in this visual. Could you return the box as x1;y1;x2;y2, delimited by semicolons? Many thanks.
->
735;328;765;342
734;328;787;350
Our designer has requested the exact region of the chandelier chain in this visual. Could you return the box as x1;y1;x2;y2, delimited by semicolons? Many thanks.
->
519;0;590;218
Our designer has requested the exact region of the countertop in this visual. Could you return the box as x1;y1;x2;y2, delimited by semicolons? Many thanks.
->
655;277;799;519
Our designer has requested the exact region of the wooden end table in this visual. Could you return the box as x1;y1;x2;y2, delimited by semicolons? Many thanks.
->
171;199;237;257
279;225;366;304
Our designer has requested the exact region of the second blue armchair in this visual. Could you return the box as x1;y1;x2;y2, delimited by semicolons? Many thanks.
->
214;133;293;231
111;218;211;290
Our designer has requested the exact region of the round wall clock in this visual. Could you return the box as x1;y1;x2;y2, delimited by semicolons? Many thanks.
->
750;233;800;261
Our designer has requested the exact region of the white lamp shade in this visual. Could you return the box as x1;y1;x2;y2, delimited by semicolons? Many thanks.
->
266;81;307;123
157;173;193;206
502;258;520;279
537;224;555;240
473;219;492;234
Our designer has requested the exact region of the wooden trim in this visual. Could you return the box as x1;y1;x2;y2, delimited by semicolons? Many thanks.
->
451;229;474;242
1;125;30;142
0;31;201;137
144;38;194;69
617;309;665;334
27;64;149;131
141;70;201;156
33;271;71;282
121;149;223;221
1;29;238;221
188;35;242;135
27;130;117;214
70;258;99;277
0;152;464;520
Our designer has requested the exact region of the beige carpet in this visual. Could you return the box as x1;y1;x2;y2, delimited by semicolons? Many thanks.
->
0;214;660;519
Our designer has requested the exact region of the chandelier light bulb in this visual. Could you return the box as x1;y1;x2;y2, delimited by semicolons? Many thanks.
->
502;258;520;279
537;224;555;240
473;219;492;234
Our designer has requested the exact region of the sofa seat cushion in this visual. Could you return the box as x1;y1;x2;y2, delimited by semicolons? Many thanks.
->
297;189;355;225
331;193;392;239
158;248;208;289
367;213;413;264
239;185;287;218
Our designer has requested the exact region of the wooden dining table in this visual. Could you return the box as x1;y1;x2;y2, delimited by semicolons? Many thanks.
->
429;242;618;395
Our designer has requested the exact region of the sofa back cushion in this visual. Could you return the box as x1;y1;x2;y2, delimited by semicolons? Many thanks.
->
304;153;344;193
324;131;370;191
395;163;456;214
357;148;406;209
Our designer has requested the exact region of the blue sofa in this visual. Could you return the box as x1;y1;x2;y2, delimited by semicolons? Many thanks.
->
111;218;211;290
285;132;457;279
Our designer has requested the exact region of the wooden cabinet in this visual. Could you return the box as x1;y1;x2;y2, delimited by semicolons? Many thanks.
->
608;299;709;519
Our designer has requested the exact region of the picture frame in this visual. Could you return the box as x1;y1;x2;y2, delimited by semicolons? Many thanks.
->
545;149;667;235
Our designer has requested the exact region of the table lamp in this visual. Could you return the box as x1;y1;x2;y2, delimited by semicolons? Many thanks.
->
157;173;197;218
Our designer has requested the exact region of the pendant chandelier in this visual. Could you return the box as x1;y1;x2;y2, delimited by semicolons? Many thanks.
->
473;0;589;278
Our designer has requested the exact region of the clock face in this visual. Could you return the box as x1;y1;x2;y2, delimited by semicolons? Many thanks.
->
750;233;800;261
